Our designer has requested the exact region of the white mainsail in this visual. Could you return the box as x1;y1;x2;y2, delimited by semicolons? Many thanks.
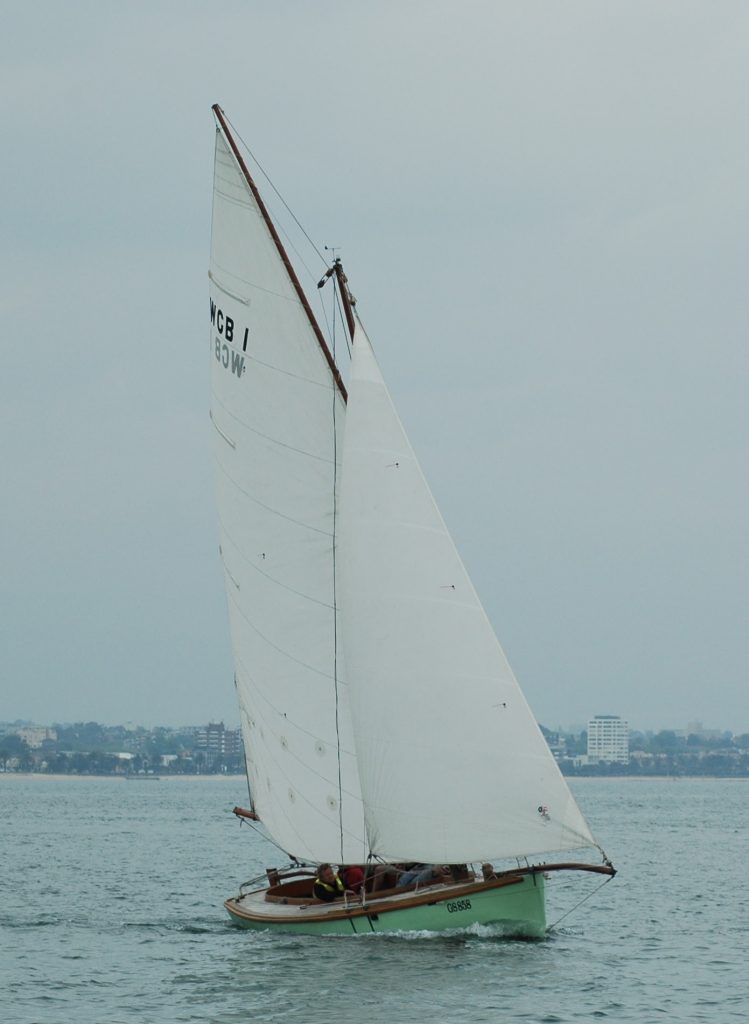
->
338;322;597;864
209;125;366;863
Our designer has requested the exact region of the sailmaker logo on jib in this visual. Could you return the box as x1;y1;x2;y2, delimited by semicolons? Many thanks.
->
210;297;247;378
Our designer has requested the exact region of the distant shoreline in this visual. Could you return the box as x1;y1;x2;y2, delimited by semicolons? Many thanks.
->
0;773;245;781
569;774;749;781
1;772;747;782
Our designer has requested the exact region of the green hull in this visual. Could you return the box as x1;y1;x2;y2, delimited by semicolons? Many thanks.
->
225;873;546;938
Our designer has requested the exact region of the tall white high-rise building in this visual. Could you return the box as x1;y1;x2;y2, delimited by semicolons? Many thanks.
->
587;715;629;764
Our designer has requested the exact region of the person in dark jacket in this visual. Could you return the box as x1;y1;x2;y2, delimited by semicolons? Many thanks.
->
312;863;347;901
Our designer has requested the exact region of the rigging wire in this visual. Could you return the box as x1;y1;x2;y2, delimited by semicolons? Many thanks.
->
221;112;348;364
330;278;346;864
218;110;352;372
224;112;330;271
235;813;295;862
545;872;615;934
273;214;327;295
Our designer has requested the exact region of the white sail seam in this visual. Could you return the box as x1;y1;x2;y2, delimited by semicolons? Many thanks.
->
214;189;253;212
246;748;310;857
238;694;362;806
217;515;335;610
212;254;306;307
214;183;255;211
235;682;359;777
211;390;336;464
234;695;310;857
211;256;292;302
236;656;357;762
208;270;250;305
365;408;526;654
239;700;365;846
214;170;253;194
227;585;337;681
243;352;336;391
209;256;255;292
209;410;236;449
214;456;334;537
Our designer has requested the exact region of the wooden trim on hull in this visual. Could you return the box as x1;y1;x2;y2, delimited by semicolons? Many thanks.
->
226;872;527;926
225;872;551;937
533;861;616;877
225;862;612;933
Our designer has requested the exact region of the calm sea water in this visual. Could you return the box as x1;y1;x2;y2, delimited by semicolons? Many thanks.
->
2;776;746;1023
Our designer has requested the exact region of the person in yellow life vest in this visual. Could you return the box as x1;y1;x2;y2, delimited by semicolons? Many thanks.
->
312;863;349;902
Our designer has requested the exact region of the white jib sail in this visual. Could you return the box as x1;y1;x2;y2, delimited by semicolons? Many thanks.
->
339;322;597;864
209;128;366;863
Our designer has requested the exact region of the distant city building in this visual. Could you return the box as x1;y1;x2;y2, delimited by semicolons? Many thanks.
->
223;728;243;759
196;722;225;754
540;726;567;762
587;715;629;764
194;722;244;768
15;727;57;749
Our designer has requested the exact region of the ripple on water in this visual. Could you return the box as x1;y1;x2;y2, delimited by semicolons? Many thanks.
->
2;776;748;1024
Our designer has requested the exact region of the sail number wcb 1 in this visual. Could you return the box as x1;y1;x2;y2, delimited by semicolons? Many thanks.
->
210;298;247;378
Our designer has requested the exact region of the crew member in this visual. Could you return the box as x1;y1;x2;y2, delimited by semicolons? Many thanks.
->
341;864;365;894
313;863;346;902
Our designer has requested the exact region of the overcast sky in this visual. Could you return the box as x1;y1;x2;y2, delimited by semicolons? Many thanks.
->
2;1;747;733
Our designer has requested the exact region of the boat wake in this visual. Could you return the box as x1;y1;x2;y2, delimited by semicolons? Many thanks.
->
333;921;545;943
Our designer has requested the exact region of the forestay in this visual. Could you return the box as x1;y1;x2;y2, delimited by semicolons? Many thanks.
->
209;127;366;863
339;322;597;864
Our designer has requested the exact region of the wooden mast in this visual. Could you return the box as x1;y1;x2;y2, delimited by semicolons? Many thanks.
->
317;257;358;350
211;104;347;402
332;259;357;343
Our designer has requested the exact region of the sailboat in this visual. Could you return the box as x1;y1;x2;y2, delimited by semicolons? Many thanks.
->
209;104;615;937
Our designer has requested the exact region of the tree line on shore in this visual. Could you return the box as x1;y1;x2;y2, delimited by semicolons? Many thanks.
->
0;721;243;775
551;727;749;777
3;721;749;777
